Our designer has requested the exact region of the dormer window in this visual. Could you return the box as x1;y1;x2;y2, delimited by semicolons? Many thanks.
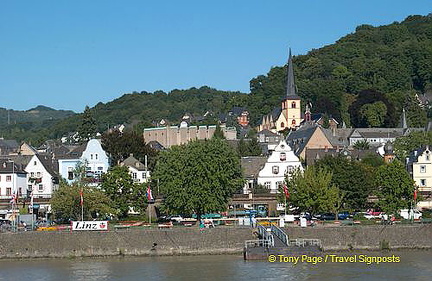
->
280;152;286;161
272;166;279;174
291;102;296;108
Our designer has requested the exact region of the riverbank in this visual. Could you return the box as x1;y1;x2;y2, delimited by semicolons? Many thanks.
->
0;225;431;259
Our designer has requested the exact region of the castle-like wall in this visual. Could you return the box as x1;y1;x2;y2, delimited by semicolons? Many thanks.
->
143;125;237;148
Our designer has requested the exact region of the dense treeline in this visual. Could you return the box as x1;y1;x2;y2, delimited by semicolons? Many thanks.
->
2;15;432;145
247;14;432;126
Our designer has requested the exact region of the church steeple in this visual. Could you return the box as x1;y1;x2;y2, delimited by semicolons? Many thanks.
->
401;108;408;129
286;48;300;99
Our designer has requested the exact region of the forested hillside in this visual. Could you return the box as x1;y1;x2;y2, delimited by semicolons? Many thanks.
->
247;14;432;127
2;14;431;145
0;106;75;145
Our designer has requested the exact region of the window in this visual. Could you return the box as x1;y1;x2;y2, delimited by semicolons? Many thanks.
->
287;166;295;173
264;182;271;189
97;166;103;171
281;122;285;128
30;172;34;177
420;165;426;173
291;119;296;125
68;171;74;180
420;179;426;186
427;155;430;161
280;152;286;161
90;154;93;160
291;102;296;108
132;173;137;179
34;161;37;166
272;166;279;174
36;172;41;177
142;173;147;179
6;175;11;182
276;181;283;189
95;154;98;160
6;188;11;196
19;188;22;195
38;184;44;192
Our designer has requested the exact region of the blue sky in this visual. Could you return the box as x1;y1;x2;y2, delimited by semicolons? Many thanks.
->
0;1;430;112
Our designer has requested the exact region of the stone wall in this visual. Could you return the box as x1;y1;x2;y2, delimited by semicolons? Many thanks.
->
1;225;431;259
0;227;254;259
284;224;432;251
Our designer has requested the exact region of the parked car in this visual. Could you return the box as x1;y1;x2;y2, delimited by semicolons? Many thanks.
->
337;212;350;220
315;213;337;220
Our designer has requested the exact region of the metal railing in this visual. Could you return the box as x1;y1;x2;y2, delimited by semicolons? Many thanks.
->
245;239;273;249
270;224;289;246
257;225;274;247
288;238;322;248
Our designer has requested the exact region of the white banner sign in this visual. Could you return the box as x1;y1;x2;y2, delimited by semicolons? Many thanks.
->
71;221;108;231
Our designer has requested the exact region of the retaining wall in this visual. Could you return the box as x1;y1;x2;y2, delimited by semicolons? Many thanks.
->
0;225;431;259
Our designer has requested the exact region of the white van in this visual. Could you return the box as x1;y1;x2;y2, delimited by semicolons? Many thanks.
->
399;209;422;220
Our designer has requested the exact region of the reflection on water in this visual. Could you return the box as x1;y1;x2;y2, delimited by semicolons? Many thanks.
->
0;251;431;281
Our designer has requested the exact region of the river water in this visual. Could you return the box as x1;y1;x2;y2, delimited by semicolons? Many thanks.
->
0;251;431;281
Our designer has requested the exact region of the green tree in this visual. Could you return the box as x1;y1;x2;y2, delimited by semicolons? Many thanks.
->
77;106;97;143
394;131;432;159
101;165;145;218
359;101;387;127
374;160;414;214
152;139;244;221
284;166;340;215
315;156;373;210
212;124;225;139
51;180;115;221
353;139;370;150
101;129;158;168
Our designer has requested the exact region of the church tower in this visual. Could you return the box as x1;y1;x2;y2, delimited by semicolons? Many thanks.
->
275;49;302;131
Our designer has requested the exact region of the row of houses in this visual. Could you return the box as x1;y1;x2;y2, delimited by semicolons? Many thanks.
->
0;139;150;218
241;125;432;210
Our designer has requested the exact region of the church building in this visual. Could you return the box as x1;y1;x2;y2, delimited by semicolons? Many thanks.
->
259;49;303;133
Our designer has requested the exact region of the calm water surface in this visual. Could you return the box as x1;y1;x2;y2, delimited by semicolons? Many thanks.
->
0;251;431;281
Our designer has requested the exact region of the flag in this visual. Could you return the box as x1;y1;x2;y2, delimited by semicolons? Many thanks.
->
146;186;154;201
283;184;290;199
414;189;417;201
9;192;17;205
80;188;84;206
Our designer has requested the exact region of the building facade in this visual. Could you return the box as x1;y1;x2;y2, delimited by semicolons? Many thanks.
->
257;140;303;193
143;123;237;148
408;146;432;209
120;155;150;184
58;139;110;185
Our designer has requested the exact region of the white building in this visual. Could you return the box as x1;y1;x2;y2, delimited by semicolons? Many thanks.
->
257;140;303;193
25;154;59;202
120;154;150;184
0;161;27;200
58;139;110;185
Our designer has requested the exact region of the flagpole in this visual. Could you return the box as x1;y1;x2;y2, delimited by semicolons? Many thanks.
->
81;188;84;221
